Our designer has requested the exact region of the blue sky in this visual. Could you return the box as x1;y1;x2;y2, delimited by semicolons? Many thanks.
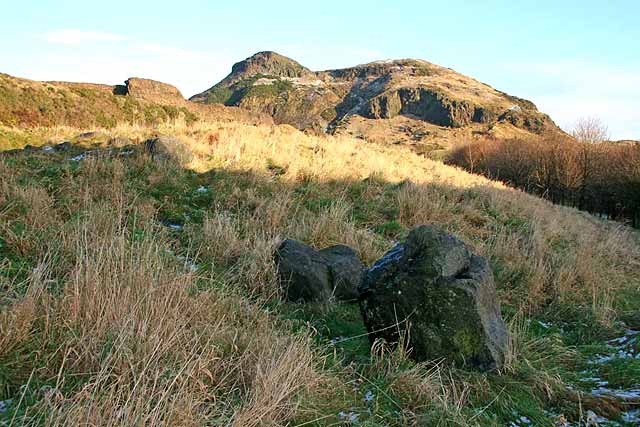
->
2;0;639;138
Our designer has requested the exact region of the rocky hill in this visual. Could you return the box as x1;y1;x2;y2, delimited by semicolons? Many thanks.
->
0;73;272;130
190;51;561;150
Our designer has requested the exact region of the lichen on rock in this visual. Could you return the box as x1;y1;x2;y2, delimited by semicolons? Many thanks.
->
359;225;510;370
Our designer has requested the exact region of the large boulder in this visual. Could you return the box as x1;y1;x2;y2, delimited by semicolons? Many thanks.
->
359;225;509;370
144;135;193;164
275;239;333;302
275;239;364;303
319;245;365;301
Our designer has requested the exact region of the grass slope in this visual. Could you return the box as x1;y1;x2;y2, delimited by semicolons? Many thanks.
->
0;73;272;151
1;121;639;426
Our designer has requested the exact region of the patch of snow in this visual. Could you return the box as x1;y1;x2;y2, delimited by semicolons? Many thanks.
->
330;336;346;345
585;410;607;426
338;411;359;423
591;387;640;399
0;399;12;414
589;331;640;364
579;377;610;387
364;390;375;403
164;249;198;273
69;149;112;161
509;414;533;426
622;409;640;423
69;153;88;161
253;78;278;86
176;255;198;273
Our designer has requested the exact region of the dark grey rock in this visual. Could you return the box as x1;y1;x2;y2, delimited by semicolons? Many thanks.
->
0;398;12;414
359;225;509;370
54;141;72;151
319;245;365;301
275;239;333;302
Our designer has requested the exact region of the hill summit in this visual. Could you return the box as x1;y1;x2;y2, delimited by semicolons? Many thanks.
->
219;51;313;86
190;51;561;149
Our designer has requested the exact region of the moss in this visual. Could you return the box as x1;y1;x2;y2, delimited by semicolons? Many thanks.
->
452;328;484;358
243;78;293;99
71;87;98;99
95;111;117;128
208;75;294;107
179;107;199;125
162;105;179;120
373;220;403;237
205;86;233;104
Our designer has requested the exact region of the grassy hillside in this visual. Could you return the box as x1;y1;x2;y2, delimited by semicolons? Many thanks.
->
1;121;640;425
0;73;271;150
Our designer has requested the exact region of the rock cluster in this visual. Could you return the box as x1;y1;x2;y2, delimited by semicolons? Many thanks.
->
359;225;509;370
275;225;510;371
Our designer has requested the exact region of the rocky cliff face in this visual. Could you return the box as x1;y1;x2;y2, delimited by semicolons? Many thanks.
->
190;52;561;148
120;78;185;104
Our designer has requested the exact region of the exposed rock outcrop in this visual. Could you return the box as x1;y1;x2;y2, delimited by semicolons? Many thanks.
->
121;78;185;104
364;88;501;128
359;225;509;370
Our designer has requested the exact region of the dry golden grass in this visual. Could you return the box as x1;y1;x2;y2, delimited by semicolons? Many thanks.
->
1;118;639;425
0;194;330;425
149;120;637;322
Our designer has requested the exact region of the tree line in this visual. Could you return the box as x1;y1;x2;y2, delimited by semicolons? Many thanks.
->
446;123;640;227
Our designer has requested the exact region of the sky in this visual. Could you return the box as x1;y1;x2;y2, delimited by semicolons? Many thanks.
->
1;0;639;139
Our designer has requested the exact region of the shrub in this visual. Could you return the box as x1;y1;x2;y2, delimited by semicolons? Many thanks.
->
447;136;640;227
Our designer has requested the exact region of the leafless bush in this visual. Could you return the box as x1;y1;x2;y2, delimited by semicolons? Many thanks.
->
571;117;609;144
447;135;640;227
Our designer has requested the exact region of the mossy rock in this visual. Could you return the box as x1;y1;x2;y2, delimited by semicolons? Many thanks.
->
359;225;509;370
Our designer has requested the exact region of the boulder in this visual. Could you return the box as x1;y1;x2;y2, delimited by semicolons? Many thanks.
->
144;135;193;164
275;239;365;303
359;225;509;370
319;245;365;301
53;141;72;152
124;78;185;104
275;239;332;302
